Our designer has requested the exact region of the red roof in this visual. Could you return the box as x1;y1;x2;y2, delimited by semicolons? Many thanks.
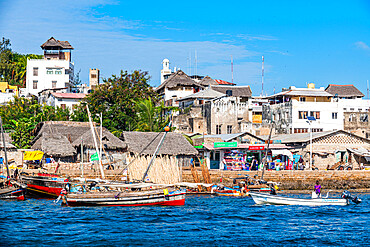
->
51;93;87;99
215;79;236;85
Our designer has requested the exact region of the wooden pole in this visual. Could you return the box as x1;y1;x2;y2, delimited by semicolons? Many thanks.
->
0;116;10;178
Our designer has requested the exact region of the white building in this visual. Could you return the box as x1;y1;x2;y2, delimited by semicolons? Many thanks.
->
26;37;74;96
263;83;370;134
47;93;87;111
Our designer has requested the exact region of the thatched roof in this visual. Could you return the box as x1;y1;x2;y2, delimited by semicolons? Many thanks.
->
41;37;74;50
155;70;203;92
72;128;127;150
121;131;198;155
211;85;252;97
198;76;219;87
325;84;364;97
32;121;92;145
32;133;76;157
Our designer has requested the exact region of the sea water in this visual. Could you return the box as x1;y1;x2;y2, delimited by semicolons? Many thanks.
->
1;193;369;246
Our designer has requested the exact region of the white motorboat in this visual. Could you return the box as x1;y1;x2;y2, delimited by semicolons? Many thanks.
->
248;191;361;206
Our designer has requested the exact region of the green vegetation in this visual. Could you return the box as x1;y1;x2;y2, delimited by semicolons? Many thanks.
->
0;97;70;148
72;70;176;136
0;37;43;87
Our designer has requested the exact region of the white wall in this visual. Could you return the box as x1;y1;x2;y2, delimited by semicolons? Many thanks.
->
52;96;81;111
26;59;74;96
291;100;343;131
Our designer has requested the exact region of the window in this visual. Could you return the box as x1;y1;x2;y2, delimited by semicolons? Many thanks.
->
91;74;97;79
343;108;347;111
332;112;338;119
33;80;38;89
310;111;320;119
61;104;66;110
358;108;362;112
47;69;53;74
350;108;354;111
216;125;221;134
227;125;232;134
298;111;308;119
52;81;57;88
299;97;306;102
33;67;38;76
360;114;369;122
349;114;356;122
55;69;62;75
312;128;323;132
294;128;308;133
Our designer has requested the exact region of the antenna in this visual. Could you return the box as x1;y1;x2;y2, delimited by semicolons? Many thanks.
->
231;55;234;84
189;51;192;75
195;49;197;76
261;55;264;96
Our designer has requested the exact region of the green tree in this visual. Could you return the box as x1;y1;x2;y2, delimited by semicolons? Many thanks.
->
71;70;157;136
0;97;71;148
135;97;172;132
0;37;42;86
10;117;37;149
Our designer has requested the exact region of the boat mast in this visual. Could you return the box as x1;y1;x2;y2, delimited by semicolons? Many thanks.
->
0;116;10;179
141;124;171;182
86;106;105;179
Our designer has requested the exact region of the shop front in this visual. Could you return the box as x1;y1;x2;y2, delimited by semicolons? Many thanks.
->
202;142;290;170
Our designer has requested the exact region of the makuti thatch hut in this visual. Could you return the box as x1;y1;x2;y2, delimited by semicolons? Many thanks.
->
31;121;123;162
120;131;198;183
72;128;127;162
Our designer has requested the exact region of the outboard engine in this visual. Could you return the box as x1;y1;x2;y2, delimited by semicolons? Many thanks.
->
342;190;362;204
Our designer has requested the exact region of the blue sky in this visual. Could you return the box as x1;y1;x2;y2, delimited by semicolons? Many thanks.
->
1;0;370;96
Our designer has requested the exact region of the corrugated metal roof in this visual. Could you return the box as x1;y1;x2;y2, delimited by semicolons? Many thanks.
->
267;89;332;98
177;88;225;101
270;131;338;143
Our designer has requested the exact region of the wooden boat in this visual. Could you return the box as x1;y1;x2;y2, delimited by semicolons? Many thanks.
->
0;180;26;200
64;187;186;207
248;191;360;206
0;117;26;201
21;173;68;198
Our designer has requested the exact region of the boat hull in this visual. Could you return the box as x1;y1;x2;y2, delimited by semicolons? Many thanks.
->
22;174;67;198
65;189;186;207
249;192;349;206
0;187;26;201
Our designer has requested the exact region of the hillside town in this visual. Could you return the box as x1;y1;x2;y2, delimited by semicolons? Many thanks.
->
1;37;369;175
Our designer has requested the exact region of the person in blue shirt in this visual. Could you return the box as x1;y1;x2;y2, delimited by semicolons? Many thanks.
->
190;157;194;167
0;157;3;165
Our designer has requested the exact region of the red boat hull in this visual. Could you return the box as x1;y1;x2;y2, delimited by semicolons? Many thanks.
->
27;184;63;198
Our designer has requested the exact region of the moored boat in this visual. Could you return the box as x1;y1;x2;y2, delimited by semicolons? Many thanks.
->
0;180;26;200
249;191;361;206
64;186;186;207
21;173;68;198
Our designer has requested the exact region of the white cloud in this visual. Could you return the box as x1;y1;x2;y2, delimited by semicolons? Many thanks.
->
354;41;370;50
0;0;267;86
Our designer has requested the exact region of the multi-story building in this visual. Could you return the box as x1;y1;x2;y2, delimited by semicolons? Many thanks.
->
263;83;370;134
26;37;74;96
89;68;100;89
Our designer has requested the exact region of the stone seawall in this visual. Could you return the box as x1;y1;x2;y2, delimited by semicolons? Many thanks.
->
182;169;370;190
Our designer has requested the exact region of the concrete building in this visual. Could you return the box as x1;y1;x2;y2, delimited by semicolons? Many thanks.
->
155;70;204;107
89;68;100;89
47;93;87;111
172;85;269;135
26;37;74;96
